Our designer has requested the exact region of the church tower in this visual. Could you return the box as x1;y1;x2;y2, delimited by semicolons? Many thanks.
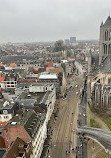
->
99;16;111;65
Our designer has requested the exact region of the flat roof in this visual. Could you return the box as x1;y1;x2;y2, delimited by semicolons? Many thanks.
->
19;92;46;105
39;74;57;79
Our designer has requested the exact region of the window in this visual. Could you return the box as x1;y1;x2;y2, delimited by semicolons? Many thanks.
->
110;30;111;41
104;44;107;54
105;30;109;41
4;116;9;119
6;116;9;119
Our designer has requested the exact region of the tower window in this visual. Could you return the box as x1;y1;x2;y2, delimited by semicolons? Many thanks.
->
110;30;111;41
105;31;107;41
104;44;107;54
105;30;108;41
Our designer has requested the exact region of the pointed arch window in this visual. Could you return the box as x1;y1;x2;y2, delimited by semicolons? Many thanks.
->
110;30;111;41
107;31;109;41
105;31;107;41
105;30;109;41
104;44;107;54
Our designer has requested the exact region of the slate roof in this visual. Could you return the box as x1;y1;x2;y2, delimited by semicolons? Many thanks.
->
19;99;36;107
16;83;31;89
0;69;24;73
24;112;46;138
104;16;111;27
100;56;111;73
41;91;52;104
4;73;18;81
10;110;46;138
92;55;99;66
19;92;46;105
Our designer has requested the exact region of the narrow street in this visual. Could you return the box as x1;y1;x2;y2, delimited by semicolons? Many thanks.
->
48;74;84;158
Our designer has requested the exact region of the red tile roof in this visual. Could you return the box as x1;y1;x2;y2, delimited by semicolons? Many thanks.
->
3;137;32;158
0;77;4;83
0;122;7;128
9;63;16;67
3;126;31;148
0;136;5;148
48;61;54;67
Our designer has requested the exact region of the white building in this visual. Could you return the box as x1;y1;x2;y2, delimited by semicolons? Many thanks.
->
0;100;15;123
29;83;56;122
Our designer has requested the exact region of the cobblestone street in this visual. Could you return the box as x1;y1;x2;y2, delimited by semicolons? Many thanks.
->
47;74;84;158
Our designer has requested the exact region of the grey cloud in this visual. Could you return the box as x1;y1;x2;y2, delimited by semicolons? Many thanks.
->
0;0;111;42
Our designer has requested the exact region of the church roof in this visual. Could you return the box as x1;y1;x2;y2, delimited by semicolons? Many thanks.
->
100;56;111;73
104;16;111;27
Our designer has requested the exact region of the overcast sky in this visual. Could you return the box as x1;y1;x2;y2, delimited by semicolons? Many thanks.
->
0;0;111;43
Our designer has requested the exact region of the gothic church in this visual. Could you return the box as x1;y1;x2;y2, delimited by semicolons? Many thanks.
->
88;16;111;113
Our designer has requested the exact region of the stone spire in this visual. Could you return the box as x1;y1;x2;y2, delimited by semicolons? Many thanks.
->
104;16;111;26
100;21;103;27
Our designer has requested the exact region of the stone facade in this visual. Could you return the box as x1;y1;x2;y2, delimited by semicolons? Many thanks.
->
99;17;111;64
88;16;111;112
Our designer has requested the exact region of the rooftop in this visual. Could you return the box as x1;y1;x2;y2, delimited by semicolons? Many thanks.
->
41;91;52;104
103;16;111;27
19;92;46;105
0;122;8;128
16;83;31;90
4;73;18;81
2;137;32;158
9;109;46;138
0;100;15;109
0;77;4;83
39;74;57;79
0;136;5;148
0;150;6;158
100;56;111;73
